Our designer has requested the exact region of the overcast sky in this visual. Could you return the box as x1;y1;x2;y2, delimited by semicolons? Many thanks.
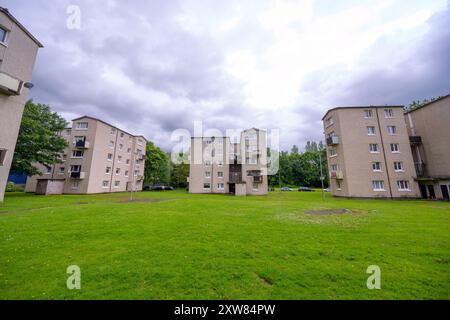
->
4;0;450;151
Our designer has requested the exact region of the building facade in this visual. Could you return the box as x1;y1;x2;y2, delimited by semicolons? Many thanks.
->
405;94;450;200
322;106;420;198
25;116;147;195
0;7;42;202
189;128;268;196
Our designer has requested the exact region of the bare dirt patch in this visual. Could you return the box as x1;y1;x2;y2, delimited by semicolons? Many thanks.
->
305;209;352;215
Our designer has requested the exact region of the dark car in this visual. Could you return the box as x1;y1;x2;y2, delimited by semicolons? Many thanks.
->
281;187;293;191
298;187;315;192
143;185;174;191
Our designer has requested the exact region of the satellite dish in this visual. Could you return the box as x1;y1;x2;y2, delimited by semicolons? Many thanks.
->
24;82;34;89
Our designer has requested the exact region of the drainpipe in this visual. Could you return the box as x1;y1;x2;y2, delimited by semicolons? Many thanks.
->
375;108;393;199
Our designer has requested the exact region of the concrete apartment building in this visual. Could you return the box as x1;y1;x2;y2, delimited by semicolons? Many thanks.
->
405;94;450;200
0;7;42;202
189;128;268;196
322;106;420;198
26;116;147;195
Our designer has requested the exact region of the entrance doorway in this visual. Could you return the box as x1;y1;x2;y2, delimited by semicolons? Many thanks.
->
427;185;436;199
440;185;449;200
229;183;235;195
419;184;428;199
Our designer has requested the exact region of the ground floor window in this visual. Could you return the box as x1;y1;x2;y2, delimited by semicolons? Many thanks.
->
372;180;385;191
217;183;224;190
336;180;342;190
72;181;79;190
252;182;259;191
397;180;410;191
203;183;211;190
102;181;109;188
114;181;120;188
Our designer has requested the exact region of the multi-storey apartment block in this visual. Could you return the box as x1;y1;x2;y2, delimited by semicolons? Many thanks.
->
0;7;42;202
405;94;450;200
189;128;268;196
25;116;147;195
322;106;420;198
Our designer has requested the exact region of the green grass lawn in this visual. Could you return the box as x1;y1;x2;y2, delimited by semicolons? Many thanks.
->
0;190;449;300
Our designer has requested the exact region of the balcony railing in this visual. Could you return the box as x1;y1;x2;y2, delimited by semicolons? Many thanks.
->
0;71;22;96
326;136;339;146
70;171;85;179
409;136;422;145
414;162;426;177
73;140;90;149
253;176;263;183
330;171;344;180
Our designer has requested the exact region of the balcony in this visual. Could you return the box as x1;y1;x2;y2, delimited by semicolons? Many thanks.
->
73;140;90;149
70;171;85;179
253;176;263;183
0;71;22;96
414;162;426;177
136;175;144;181
326;136;339;146
330;171;344;180
409;136;422;145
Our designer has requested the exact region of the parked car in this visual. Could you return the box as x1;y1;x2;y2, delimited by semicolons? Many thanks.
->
143;185;174;191
323;188;330;192
298;187;315;192
281;187;293;191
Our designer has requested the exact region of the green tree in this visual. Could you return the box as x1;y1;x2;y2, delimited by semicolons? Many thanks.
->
144;142;171;185
170;163;189;188
11;100;68;176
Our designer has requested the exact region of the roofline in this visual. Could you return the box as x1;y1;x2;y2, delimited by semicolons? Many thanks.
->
404;93;450;114
72;115;148;142
322;105;405;121
0;7;44;48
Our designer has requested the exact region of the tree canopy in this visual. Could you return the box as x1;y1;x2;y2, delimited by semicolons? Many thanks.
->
11;100;68;176
144;142;171;186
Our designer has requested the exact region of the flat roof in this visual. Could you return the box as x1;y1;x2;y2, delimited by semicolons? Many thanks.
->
0;7;43;48
404;93;450;114
72;115;148;142
322;105;405;121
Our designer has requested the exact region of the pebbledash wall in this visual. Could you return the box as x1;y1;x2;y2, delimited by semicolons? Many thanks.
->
189;128;268;196
26;116;147;195
0;7;42;202
322;106;421;199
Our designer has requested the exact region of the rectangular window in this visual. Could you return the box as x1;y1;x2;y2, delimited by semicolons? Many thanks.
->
102;181;109;188
329;148;337;157
76;122;88;129
217;161;223;166
62;154;68;161
109;140;115;148
205;171;211;178
217;183;225;190
127;148;131;154
59;167;65;174
387;126;397;135
0;149;7;166
72;150;84;158
125;170;129;177
118;156;122;163
390;143;400;153
70;165;81;172
120;132;124;138
397;180;410;191
364;110;373;118
252;182;259;191
126;159;130;165
205;160;211;166
74;136;86;143
331;164;338;172
111;128;116;135
367;126;375;135
247;156;257;164
119;144;123;150
369;144;379;153
203;183;211;189
107;153;113;161
115;168;121;175
217;171;223;178
384;109;394;118
336;180;342;190
394;162;404;172
106;167;111;174
114;181;120;188
0;27;7;43
45;166;52;174
372;180;385;191
372;162;382;172
72;181;80;190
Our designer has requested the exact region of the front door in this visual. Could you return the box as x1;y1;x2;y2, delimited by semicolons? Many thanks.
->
419;184;428;199
440;185;449;200
427;185;436;199
229;183;235;195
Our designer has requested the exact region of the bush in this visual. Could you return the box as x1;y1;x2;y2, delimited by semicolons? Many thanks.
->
5;182;25;192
